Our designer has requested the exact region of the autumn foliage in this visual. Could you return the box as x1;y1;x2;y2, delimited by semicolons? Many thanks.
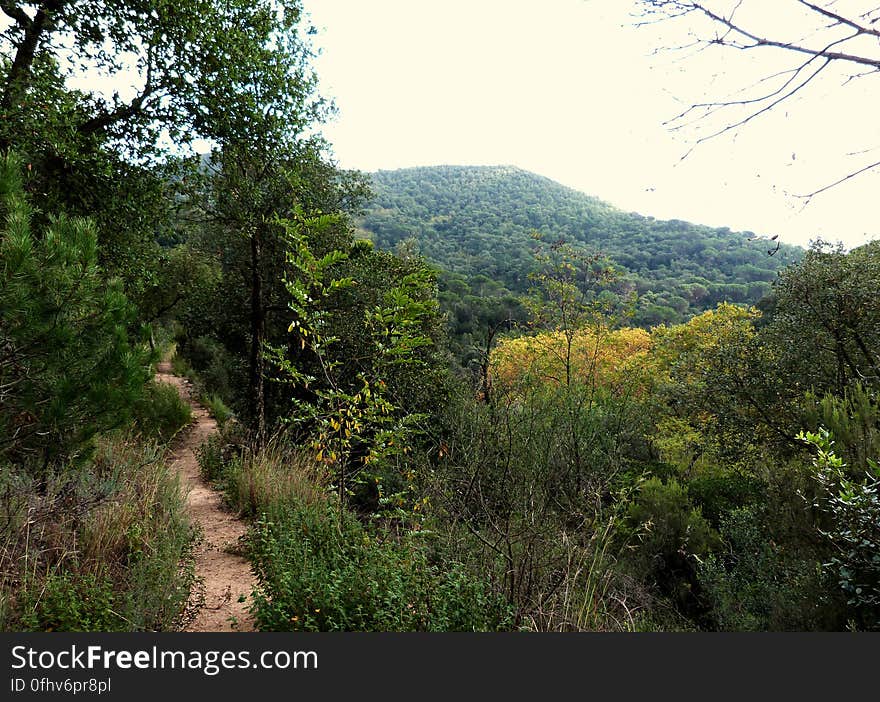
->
491;326;651;395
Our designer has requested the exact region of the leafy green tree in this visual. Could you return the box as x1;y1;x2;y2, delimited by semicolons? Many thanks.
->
1;1;327;159
1;1;337;303
799;428;880;630
177;142;369;441
0;154;149;474
802;384;880;478
766;240;880;397
438;271;527;387
525;232;629;386
650;303;801;460
273;211;443;511
138;244;219;343
513;234;639;496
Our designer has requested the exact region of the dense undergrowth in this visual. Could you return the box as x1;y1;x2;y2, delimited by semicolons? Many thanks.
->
196;428;511;631
1;424;195;631
177;232;880;633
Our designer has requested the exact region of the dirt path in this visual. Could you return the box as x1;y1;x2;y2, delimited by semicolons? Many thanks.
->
155;361;256;632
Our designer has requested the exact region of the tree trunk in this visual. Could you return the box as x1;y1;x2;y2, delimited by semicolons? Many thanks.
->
478;323;497;405
0;2;64;114
248;228;266;446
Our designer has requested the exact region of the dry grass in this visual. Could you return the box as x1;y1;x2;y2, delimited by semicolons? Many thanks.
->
221;435;329;519
81;437;186;568
0;433;195;631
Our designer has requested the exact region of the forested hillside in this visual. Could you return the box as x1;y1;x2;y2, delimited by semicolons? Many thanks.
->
360;165;803;329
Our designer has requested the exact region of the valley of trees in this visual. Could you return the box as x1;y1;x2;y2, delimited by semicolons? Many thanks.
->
2;1;879;633
362;166;804;316
361;165;802;364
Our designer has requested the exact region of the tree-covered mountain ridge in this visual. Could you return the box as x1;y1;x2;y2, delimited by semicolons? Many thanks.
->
359;165;804;326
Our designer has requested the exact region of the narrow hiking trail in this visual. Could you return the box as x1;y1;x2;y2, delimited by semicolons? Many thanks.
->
155;361;256;632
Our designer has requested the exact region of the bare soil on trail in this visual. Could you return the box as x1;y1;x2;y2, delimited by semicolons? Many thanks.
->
156;361;256;632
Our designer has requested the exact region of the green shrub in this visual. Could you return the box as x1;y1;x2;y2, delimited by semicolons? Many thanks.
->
625;477;718;611
203;393;234;428
687;470;765;527
628;477;718;560
196;434;227;483
800;428;880;630
18;571;121;632
248;501;511;631
132;380;192;443
698;506;831;631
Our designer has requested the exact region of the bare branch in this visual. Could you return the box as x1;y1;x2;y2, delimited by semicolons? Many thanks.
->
796;0;880;40
691;3;880;70
639;1;880;194
841;66;880;85
796;159;880;200
679;57;831;160
665;47;837;129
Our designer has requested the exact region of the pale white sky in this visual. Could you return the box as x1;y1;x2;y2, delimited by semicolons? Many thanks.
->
302;0;880;249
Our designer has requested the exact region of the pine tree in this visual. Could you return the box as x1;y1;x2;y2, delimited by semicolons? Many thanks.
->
0;154;150;476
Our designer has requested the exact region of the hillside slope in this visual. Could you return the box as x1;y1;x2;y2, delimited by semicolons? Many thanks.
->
359;165;802;327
